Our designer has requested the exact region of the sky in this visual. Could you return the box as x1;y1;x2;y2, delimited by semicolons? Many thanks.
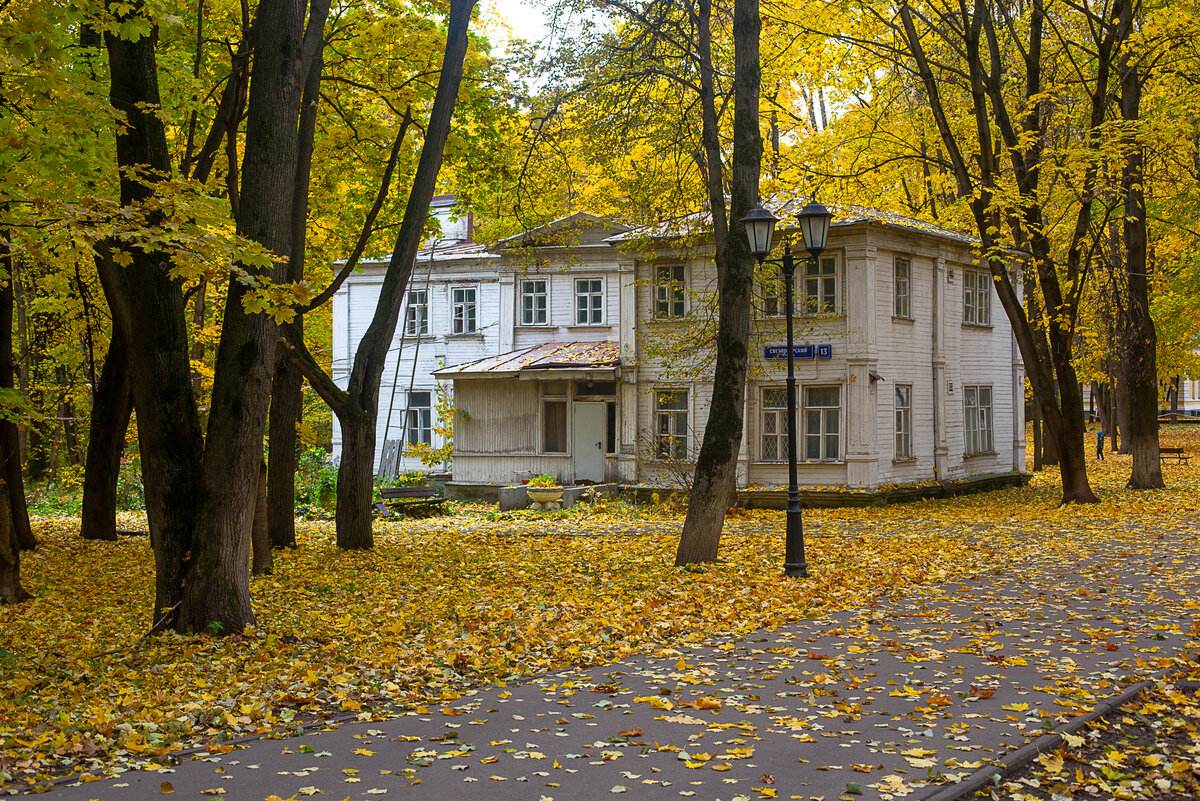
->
481;0;553;45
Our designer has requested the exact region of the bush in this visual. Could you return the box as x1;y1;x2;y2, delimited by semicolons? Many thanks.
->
295;447;338;513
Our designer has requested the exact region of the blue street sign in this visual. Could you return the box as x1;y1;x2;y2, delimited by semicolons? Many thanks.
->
817;343;832;359
764;344;816;359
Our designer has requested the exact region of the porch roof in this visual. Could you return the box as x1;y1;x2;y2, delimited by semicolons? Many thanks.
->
434;341;620;378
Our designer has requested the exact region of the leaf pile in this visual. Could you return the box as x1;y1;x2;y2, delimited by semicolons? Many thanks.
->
4;426;1200;790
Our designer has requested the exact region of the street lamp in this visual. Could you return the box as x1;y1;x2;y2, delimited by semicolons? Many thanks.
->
742;199;832;578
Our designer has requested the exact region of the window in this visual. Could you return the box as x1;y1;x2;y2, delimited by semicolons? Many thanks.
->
758;266;786;317
405;391;432;446
801;255;839;315
654;390;688;460
655;264;686;318
520;279;547;325
895;385;912;460
404;289;429;337
761;387;789;461
543;381;567;453
451;286;477;334
964;385;994;454
894;258;911;318
803;386;840;461
963;270;991;325
575;278;604;325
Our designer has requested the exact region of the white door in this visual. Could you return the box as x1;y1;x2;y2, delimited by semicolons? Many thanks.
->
572;402;607;483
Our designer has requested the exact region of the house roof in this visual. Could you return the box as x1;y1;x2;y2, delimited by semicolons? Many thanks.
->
495;212;631;248
434;341;620;378
604;198;980;247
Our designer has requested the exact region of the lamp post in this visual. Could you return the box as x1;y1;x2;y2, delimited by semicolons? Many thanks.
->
742;199;832;578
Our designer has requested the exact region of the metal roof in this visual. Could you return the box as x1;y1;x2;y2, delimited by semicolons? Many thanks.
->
434;341;620;377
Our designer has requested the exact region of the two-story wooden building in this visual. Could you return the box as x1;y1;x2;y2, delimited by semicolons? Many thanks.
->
332;201;1026;492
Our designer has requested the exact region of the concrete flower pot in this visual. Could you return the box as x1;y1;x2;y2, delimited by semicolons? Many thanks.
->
526;486;563;510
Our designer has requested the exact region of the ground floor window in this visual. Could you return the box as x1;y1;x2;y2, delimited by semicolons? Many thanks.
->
761;387;788;461
803;386;840;461
895;385;912;459
406;390;432;446
964;385;993;454
543;381;567;453
654;389;688;460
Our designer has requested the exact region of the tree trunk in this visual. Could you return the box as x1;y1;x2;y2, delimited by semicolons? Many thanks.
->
1119;46;1161;488
0;243;35;551
1115;370;1132;454
0;478;30;604
675;0;760;565
1031;396;1044;471
251;457;272;574
103;12;206;630
178;0;330;635
335;409;376;550
267;46;321;551
81;327;134;541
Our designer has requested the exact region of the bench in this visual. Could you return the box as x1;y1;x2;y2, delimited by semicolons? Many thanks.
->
1160;447;1191;465
374;486;447;517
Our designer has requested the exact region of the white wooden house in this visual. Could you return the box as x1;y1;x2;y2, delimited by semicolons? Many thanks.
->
332;202;1026;492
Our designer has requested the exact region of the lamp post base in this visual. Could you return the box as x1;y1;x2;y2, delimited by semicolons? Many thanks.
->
783;502;807;577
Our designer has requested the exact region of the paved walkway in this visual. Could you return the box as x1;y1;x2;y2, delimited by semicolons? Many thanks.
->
39;532;1199;801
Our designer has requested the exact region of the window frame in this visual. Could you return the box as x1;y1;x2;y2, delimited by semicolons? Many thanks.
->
802;385;841;462
574;277;605;326
404;288;429;337
894;257;911;319
654;264;687;319
519;278;549;326
405;390;433;447
963;384;994;455
894;384;912;460
800;253;840;316
760;386;789;462
450;285;478;335
542;381;568;454
963;269;992;326
653;389;689;461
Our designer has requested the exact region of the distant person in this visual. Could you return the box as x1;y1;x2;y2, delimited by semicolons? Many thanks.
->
1096;428;1105;461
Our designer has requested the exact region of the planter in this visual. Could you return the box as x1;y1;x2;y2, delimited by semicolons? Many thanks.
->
526;486;564;510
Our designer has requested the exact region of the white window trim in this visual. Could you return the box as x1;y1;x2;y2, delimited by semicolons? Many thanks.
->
574;277;606;326
654;264;687;319
759;385;789;463
963;269;992;326
653;387;690;461
405;390;433;446
800;252;841;317
894;257;912;319
450;284;479;335
801;384;842;463
894;384;913;461
963;384;995;455
404;288;429;337
519;278;550;326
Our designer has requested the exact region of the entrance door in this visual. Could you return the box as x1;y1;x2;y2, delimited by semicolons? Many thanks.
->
572;402;607;483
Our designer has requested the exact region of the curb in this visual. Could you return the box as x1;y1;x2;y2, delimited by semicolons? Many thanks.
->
918;659;1191;801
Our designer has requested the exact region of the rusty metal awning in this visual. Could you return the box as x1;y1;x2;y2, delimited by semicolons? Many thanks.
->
434;341;620;378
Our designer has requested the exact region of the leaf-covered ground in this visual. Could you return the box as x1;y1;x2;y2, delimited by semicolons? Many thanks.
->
4;427;1200;792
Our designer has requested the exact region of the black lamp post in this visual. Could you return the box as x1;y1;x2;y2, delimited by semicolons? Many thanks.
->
742;199;832;578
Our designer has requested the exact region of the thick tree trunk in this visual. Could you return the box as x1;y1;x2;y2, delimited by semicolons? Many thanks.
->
267;358;302;549
1115;371;1132;454
335;409;376;550
104;13;206;630
251;457;272;574
1031;397;1044;471
0;478;30;604
1054;368;1097;502
675;0;761;566
178;0;330;635
0;245;35;551
81;327;134;541
1120;52;1162;489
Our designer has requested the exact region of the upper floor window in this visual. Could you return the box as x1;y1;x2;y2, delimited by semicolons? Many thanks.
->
801;255;839;315
655;264;686;318
451;286;477;334
758;266;786;318
894;257;911;318
404;289;429;337
575;278;604;325
963;269;991;325
964;385;994;454
520;279;548;326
